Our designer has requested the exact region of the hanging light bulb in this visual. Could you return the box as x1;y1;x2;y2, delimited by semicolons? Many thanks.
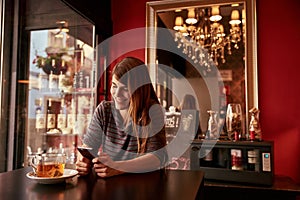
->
229;10;241;25
185;8;198;24
210;6;222;22
173;16;184;31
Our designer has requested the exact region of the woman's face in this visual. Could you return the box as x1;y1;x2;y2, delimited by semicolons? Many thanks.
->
110;75;130;110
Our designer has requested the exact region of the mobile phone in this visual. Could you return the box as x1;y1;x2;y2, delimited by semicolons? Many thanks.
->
77;146;95;160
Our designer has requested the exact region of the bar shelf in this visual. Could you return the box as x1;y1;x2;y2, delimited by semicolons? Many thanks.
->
190;139;274;185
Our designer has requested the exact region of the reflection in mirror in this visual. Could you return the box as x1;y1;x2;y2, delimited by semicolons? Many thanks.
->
146;0;257;140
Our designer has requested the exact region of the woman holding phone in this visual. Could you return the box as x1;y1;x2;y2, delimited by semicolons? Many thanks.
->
75;57;167;178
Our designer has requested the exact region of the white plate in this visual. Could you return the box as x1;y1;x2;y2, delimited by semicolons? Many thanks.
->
26;169;78;184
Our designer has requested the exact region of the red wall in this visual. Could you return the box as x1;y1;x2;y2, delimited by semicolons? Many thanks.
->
111;0;300;183
111;0;146;61
257;0;300;183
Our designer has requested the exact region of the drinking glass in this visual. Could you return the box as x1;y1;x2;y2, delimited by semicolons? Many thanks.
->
29;153;66;177
226;103;242;140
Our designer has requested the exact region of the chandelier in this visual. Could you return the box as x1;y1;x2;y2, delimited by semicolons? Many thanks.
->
173;6;245;70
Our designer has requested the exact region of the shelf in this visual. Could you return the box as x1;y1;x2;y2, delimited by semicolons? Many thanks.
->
190;139;274;185
38;88;94;96
192;139;273;148
44;133;79;136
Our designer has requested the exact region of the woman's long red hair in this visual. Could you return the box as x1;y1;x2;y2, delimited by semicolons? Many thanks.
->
112;57;165;153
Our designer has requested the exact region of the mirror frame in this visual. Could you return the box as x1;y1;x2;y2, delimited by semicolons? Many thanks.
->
146;0;258;134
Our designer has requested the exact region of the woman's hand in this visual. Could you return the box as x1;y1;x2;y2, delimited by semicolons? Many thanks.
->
75;156;93;176
92;153;124;178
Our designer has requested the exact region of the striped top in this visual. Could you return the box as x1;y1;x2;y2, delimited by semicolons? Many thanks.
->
83;100;167;165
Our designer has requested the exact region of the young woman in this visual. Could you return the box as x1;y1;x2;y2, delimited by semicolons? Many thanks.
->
76;57;167;178
179;94;203;139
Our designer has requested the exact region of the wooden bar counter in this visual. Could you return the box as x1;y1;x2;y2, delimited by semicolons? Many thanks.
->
0;167;204;200
204;176;300;200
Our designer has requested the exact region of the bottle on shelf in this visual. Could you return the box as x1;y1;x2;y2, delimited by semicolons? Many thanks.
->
73;72;78;90
249;124;255;141
35;98;46;133
75;44;84;68
218;85;229;140
231;149;243;170
67;99;76;134
200;148;214;167
216;148;228;168
46;99;56;131
58;71;65;91
226;103;242;141
57;99;67;130
38;72;43;91
51;59;55;67
249;107;262;141
247;149;259;171
85;75;90;88
78;70;84;89
49;70;56;91
206;110;219;139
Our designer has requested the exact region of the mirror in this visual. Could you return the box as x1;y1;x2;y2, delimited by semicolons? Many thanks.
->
146;0;257;139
